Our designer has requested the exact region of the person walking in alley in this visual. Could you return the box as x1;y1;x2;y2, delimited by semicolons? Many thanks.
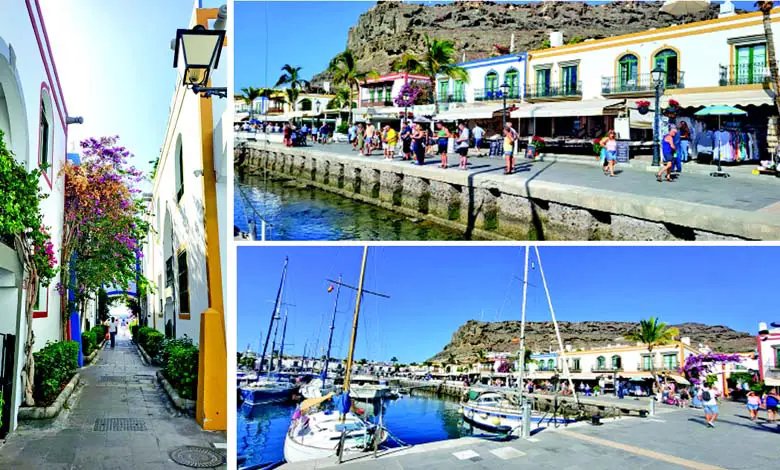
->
700;383;719;427
657;127;677;182
109;316;119;348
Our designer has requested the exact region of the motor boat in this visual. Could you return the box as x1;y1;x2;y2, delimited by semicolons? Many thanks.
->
461;391;575;434
240;379;297;406
283;393;386;463
350;384;390;401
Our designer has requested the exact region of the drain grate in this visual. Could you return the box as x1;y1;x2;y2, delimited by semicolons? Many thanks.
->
169;446;225;468
93;418;147;431
100;376;127;383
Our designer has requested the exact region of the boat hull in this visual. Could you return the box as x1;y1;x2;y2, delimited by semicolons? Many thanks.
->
350;386;389;401
240;385;296;406
461;403;575;434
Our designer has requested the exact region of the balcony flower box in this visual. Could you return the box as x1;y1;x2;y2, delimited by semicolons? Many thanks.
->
636;100;651;115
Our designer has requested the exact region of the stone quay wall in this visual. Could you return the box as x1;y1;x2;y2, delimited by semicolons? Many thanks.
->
237;144;780;241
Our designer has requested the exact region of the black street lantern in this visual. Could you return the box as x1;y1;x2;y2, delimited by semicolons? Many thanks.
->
651;65;666;166
315;100;321;114
500;82;511;130
173;25;227;99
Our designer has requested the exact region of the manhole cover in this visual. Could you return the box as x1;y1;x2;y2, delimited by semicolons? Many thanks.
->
169;446;225;468
93;418;147;431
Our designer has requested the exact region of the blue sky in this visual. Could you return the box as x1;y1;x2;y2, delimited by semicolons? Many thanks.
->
237;246;777;364
40;0;224;189
235;0;759;91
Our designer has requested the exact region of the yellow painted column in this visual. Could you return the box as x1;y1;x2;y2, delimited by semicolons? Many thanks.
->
194;7;226;431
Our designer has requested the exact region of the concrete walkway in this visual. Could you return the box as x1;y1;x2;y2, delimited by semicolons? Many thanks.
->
279;400;780;469
0;330;226;469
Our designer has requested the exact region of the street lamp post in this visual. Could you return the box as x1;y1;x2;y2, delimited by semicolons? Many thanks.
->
173;25;227;98
500;82;510;130
651;65;666;166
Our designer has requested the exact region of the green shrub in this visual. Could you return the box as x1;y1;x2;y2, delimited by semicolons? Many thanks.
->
130;324;139;343
138;327;165;358
158;335;195;366
33;341;79;405
336;123;349;134
164;343;199;400
91;325;106;345
81;331;96;356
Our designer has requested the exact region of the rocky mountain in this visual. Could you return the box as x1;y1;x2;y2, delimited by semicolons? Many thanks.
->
313;1;733;84
429;320;755;362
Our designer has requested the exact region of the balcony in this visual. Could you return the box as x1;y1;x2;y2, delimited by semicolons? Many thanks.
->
360;100;394;108
438;94;467;104
266;107;285;115
592;365;622;373
719;64;771;86
638;362;678;372
474;88;521;102
525;81;582;101
601;72;686;96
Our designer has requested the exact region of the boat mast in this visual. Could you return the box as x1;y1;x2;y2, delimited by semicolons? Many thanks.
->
517;246;530;400
260;257;288;376
323;274;342;383
533;246;579;405
344;248;369;393
277;309;289;373
269;309;282;376
302;340;308;372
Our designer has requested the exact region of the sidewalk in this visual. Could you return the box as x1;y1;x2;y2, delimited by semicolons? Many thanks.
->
0;330;226;469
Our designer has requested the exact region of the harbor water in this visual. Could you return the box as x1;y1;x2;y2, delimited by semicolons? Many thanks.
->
234;174;467;241
237;393;479;468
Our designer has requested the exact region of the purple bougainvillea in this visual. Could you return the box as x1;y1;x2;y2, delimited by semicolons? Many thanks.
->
394;83;422;107
681;353;742;385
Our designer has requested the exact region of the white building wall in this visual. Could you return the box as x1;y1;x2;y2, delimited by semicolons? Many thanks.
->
527;11;780;99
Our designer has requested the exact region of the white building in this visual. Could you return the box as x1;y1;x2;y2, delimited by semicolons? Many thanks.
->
758;322;780;387
512;5;778;159
0;0;73;435
141;2;228;430
356;72;432;123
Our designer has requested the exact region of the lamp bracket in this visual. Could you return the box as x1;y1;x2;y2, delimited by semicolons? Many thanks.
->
191;85;227;99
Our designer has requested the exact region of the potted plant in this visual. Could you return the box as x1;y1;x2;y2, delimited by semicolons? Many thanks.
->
592;138;604;156
664;99;680;118
530;136;545;157
636;100;651;115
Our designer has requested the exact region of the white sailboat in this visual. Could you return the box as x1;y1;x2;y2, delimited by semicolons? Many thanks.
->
462;246;579;435
284;247;389;463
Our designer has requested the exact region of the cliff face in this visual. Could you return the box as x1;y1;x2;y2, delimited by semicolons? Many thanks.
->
313;1;726;83
429;320;755;362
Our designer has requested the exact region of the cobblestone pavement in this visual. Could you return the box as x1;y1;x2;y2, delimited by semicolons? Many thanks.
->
281;399;779;469
273;142;780;214
0;330;226;469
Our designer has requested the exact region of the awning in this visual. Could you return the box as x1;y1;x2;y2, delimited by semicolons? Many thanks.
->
235;112;249;121
666;374;691;385
436;105;503;122
511;99;624;119
765;377;780;386
629;109;654;129
666;89;775;108
570;374;598;380
528;371;555;380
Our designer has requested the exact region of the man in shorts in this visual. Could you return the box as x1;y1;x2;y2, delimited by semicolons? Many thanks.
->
472;124;484;156
400;121;413;160
456;122;470;170
385;125;398;160
700;384;719;428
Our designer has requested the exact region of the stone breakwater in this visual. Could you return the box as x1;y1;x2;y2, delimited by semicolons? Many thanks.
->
236;143;780;241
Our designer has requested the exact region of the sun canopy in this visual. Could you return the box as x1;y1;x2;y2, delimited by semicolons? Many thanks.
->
764;377;780;387
436;105;503;122
666;374;691;385
511;99;624;119
669;89;774;108
300;392;335;413
694;105;748;116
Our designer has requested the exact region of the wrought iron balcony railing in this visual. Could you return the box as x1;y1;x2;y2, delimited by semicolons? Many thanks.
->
592;365;623;372
438;94;467;104
638;362;678;371
601;72;686;95
474;88;521;101
719;64;771;86
360;100;394;107
525;81;583;100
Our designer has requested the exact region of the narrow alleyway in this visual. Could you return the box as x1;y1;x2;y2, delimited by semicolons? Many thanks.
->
0;328;226;469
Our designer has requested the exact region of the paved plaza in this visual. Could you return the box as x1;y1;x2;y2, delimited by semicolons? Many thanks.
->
281;400;779;469
254;140;780;215
0;330;226;470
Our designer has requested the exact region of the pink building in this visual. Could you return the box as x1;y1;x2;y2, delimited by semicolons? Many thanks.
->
757;322;780;387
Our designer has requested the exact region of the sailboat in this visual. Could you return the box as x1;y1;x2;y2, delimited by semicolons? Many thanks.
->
461;246;578;434
284;247;389;463
240;257;297;407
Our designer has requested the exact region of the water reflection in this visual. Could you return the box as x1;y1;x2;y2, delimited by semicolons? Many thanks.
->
235;175;467;241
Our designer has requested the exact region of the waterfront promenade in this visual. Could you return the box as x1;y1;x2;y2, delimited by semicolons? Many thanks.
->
0;331;226;469
280;400;779;469
239;141;780;240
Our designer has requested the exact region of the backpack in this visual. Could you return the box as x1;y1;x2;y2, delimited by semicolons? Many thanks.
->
702;390;712;402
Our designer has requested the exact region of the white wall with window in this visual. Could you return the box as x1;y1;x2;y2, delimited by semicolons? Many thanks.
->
436;54;527;104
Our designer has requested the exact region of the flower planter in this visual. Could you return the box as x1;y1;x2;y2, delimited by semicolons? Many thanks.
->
18;373;81;420
157;370;196;413
638;106;649;115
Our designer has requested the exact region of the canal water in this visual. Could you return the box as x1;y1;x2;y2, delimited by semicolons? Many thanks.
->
237;393;480;468
234;174;467;241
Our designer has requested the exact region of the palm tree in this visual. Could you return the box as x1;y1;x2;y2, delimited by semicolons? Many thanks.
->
625;317;680;392
240;87;262;121
391;34;469;114
390;356;399;364
327;87;354;123
328;50;378;124
285;88;300;114
757;2;780;130
275;64;310;91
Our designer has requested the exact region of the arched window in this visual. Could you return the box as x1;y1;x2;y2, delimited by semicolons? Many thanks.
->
611;355;621;370
175;134;184;202
596;356;606;369
547;358;555;370
617;54;639;90
485;71;499;98
504;68;519;97
654;48;679;87
299;99;312;111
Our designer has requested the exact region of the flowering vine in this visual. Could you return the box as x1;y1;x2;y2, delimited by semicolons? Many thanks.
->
394;83;423;107
680;352;742;385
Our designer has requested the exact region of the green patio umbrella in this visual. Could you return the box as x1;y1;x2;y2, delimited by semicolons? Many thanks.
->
693;105;747;178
